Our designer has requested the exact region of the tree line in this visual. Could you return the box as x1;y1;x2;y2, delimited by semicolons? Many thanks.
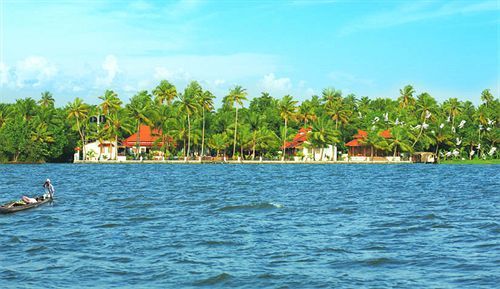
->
0;81;498;162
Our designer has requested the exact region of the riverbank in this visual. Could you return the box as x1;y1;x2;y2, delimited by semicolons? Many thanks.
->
73;159;413;164
438;159;500;165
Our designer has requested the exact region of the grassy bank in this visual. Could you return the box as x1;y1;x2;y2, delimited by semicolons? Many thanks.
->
439;159;500;165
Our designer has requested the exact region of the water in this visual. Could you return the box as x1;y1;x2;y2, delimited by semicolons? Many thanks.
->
0;164;499;288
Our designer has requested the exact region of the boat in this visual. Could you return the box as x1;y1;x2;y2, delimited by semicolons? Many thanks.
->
0;195;53;214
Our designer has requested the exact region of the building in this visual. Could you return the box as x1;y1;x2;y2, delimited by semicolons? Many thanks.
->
123;124;166;159
284;127;336;161
345;129;397;161
81;140;118;161
413;152;436;163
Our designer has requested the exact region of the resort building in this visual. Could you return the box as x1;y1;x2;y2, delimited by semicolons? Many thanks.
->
345;129;398;161
123;124;165;160
284;128;336;161
80;140;118;161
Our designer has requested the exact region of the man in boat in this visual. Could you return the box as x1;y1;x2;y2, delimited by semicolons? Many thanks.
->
19;179;54;204
43;179;55;199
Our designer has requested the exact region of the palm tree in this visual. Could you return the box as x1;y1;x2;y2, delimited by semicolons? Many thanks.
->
208;133;230;158
39;91;55;108
153;80;177;106
199;90;214;158
387;126;413;157
105;110;132;160
309;117;338;161
442;98;462;127
278;95;297;160
126;91;153;158
226;85;248;158
480;89;494;107
14;98;38;121
398;85;416;109
99;90;122;115
298;100;317;126
412;92;437;147
178;91;199;159
66;98;89;159
322;87;342;103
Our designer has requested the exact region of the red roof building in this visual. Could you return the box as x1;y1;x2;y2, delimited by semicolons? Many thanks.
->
123;125;163;148
345;129;393;157
284;127;311;149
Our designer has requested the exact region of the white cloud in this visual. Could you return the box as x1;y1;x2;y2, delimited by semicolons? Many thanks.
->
214;79;225;86
153;66;190;81
305;88;316;97
259;73;292;94
15;56;57;88
96;54;119;87
0;62;9;86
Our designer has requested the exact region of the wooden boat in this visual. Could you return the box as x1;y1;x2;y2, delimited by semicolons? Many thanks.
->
0;195;53;214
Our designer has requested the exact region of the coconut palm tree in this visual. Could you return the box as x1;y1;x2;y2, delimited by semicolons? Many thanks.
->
199;90;214;158
153;80;177;106
442;98;462;127
39;91;55;108
126;91;153;158
99;90;122;115
398;85;416;109
208;133;230;158
322;87;342;103
226;85;248;158
298;100;317;126
412;92;438;147
105;110;132;160
278;95;298;160
309;117;339;161
387;126;413;157
480;89;494;108
66;98;89;159
178;91;199;159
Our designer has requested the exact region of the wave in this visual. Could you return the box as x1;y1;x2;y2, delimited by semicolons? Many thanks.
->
362;257;396;267
218;202;283;212
198;240;241;246
194;273;232;286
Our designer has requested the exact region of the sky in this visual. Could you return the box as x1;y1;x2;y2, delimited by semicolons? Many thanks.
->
0;0;498;106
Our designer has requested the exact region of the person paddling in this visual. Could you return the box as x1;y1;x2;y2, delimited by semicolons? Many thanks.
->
43;179;55;199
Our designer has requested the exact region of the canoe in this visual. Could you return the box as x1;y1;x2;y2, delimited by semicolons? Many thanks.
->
0;195;53;214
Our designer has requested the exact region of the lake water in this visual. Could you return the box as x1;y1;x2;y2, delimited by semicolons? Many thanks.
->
0;164;499;288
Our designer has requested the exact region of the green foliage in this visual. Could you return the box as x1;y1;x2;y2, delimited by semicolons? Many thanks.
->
0;83;498;162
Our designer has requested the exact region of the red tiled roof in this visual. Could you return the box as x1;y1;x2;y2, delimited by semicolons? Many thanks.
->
353;129;367;139
345;129;392;147
380;129;392;139
123;125;163;147
284;127;311;149
345;139;361;147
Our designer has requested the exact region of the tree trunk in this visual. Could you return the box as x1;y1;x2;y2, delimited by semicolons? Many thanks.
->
252;134;256;160
136;122;141;159
393;145;397;157
282;118;287;161
412;126;424;148
77;119;86;161
115;135;118;160
435;143;440;160
201;108;205;157
187;114;191;159
232;107;238;159
320;147;324;161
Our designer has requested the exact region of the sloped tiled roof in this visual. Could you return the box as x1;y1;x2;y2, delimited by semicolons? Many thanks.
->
123;125;162;147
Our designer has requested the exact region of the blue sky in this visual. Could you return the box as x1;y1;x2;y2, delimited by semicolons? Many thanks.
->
0;0;498;106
